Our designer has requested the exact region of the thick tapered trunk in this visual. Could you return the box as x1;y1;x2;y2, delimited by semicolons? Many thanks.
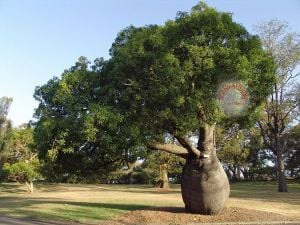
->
181;124;230;214
241;167;249;180
158;164;170;189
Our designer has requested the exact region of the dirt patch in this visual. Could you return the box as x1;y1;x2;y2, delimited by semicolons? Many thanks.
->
102;207;297;225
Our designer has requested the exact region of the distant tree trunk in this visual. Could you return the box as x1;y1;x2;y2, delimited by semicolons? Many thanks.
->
277;157;287;192
25;181;33;193
158;164;170;189
229;166;238;181
241;167;249;180
181;124;230;214
232;166;238;181
236;166;241;180
224;167;232;179
255;20;300;193
127;172;134;184
276;137;287;192
228;166;235;180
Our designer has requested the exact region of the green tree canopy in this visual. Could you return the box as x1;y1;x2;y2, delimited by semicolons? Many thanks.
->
3;160;40;192
33;58;140;182
101;3;275;144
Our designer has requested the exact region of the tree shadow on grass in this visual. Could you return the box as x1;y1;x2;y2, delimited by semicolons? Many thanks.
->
0;197;150;222
31;183;181;195
0;196;149;209
100;187;182;195
34;183;103;193
0;183;27;194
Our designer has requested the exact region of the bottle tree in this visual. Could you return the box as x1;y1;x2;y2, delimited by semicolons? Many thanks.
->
100;3;275;214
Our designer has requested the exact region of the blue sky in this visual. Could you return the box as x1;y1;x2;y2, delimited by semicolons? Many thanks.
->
0;0;299;126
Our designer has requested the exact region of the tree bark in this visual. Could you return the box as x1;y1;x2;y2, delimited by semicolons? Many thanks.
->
275;132;288;192
159;164;170;189
277;146;288;192
148;143;188;159
181;124;230;214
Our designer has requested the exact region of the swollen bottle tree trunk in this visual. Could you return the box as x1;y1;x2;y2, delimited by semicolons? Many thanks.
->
181;124;230;214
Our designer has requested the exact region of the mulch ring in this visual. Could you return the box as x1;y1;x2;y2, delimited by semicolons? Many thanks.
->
100;207;299;225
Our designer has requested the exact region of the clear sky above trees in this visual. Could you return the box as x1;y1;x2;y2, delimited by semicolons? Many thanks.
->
0;0;299;126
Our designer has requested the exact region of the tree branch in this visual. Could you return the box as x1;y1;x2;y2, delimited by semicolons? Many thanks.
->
175;136;201;157
148;143;188;159
119;161;141;175
282;102;299;121
257;121;275;153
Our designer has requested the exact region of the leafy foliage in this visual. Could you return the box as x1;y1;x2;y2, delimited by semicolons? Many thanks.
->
217;126;250;179
103;2;275;141
3;125;35;164
144;151;184;185
286;124;300;178
3;160;40;183
33;58;128;182
33;3;276;182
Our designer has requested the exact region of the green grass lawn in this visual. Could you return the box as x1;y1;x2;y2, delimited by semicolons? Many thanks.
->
0;181;299;224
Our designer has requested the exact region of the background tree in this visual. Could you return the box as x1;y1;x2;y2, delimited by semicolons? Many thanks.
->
217;125;277;181
285;124;300;179
144;151;184;189
4;125;36;164
33;57;145;183
33;58;121;182
0;97;12;124
217;125;251;180
2;124;40;192
0;97;12;169
246;127;277;180
3;160;40;193
255;19;300;192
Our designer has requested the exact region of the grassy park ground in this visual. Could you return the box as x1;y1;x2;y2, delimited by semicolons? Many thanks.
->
0;182;300;224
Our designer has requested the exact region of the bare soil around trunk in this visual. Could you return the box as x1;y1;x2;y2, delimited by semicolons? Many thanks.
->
103;206;298;225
